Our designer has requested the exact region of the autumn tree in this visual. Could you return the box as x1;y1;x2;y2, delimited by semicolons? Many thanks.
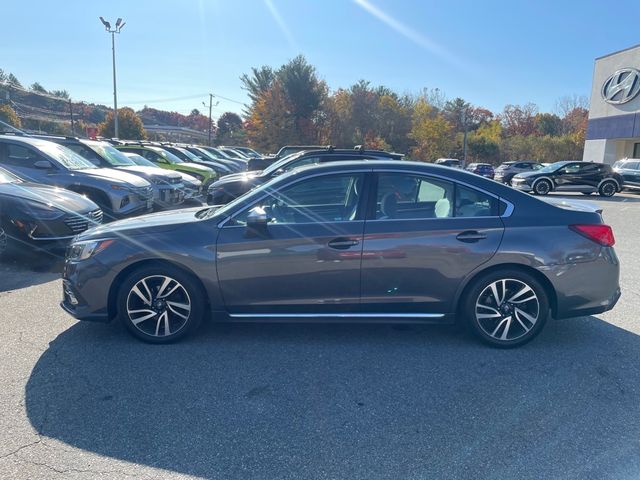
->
409;99;455;161
99;107;147;139
216;112;244;144
0;104;22;128
535;113;562;136
501;103;538;137
243;55;327;148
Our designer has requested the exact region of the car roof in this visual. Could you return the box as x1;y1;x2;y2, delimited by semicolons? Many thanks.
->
0;134;59;147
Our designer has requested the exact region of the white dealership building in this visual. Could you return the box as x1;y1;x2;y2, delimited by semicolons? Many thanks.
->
583;44;640;164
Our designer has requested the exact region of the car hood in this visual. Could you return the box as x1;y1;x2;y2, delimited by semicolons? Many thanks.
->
212;171;263;186
514;170;545;180
119;166;182;180
179;163;214;173
78;168;150;187
76;206;215;240
0;182;98;212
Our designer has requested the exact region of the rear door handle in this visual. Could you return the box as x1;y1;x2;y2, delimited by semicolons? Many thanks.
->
328;237;360;249
456;230;487;243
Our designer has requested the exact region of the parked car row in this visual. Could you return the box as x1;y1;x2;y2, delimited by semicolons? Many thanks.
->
443;158;627;198
0;131;265;256
207;146;404;204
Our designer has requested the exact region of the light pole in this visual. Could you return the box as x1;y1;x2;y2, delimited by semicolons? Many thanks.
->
203;94;215;146
99;17;125;138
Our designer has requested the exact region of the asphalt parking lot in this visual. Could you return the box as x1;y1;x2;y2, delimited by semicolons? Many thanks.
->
1;192;639;479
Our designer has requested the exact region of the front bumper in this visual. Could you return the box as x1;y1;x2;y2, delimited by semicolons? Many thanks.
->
61;258;113;322
154;184;185;207
110;187;154;218
511;180;532;192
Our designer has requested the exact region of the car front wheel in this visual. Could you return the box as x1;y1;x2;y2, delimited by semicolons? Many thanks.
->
463;270;549;348
117;265;204;343
533;179;552;195
598;180;617;197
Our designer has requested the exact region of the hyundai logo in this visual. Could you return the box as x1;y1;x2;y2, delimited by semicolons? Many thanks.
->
602;68;640;105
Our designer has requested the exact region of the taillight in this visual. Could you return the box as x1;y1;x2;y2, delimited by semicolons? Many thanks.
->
570;224;615;247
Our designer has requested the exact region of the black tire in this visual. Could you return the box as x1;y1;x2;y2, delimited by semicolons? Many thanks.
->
598;180;617;197
462;269;550;348
533;179;552;195
117;264;204;343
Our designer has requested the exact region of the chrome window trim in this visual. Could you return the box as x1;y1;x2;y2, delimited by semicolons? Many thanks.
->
229;313;445;319
218;168;371;228
217;166;516;228
373;168;515;219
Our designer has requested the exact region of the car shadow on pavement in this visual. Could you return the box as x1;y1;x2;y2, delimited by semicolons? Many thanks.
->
0;251;63;292
25;317;640;479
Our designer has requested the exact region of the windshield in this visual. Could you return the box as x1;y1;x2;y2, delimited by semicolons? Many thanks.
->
38;142;97;170
88;142;136;166
263;152;306;175
537;162;567;174
154;148;184;164
123;153;156;168
0;167;20;184
173;148;201;163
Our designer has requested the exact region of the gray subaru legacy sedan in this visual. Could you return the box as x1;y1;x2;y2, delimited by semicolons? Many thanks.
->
61;161;620;348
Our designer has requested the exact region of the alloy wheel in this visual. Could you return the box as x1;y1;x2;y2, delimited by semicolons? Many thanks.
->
534;180;550;195
126;275;192;338
600;181;616;197
475;278;540;342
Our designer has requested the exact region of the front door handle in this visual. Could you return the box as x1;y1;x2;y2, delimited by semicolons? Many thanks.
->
456;230;487;243
328;237;360;249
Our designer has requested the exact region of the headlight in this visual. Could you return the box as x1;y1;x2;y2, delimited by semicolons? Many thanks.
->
67;239;114;261
111;184;132;191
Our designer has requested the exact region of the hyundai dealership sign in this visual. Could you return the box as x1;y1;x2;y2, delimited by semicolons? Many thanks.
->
601;68;640;105
584;45;640;164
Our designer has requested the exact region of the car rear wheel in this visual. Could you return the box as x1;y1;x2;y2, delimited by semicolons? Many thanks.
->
598;180;617;197
463;270;549;348
117;265;204;343
533;179;552;195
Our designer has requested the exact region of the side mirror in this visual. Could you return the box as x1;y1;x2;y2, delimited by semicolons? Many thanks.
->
34;160;53;170
246;206;268;227
245;206;269;238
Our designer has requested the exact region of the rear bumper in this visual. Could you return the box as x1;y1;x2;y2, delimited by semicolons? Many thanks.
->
544;247;621;319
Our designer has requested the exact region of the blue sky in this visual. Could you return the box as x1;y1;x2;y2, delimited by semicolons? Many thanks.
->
2;0;639;119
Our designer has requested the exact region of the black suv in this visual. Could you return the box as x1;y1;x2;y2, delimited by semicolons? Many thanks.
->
208;147;403;204
511;161;623;197
247;145;329;171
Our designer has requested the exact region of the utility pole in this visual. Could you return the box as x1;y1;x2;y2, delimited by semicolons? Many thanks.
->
462;109;468;167
99;17;125;138
69;99;75;135
207;94;213;146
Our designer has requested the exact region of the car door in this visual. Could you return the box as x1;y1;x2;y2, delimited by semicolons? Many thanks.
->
618;161;640;187
0;142;53;185
553;163;582;189
360;171;504;316
216;171;367;315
